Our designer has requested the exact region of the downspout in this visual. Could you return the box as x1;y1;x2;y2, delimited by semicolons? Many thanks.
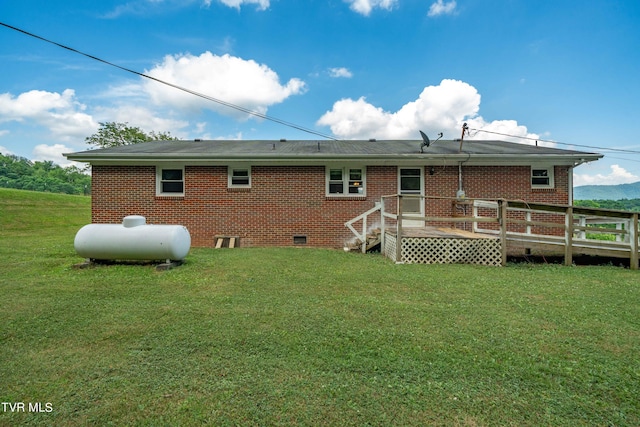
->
456;122;468;199
568;165;574;205
570;158;589;204
457;162;465;199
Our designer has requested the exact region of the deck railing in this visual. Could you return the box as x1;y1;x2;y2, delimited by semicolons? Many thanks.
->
344;203;382;253
376;195;639;269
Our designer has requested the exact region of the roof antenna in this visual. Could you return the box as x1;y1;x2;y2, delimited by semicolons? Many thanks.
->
459;123;468;152
419;131;443;153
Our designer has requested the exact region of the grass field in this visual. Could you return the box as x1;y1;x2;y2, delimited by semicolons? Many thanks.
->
1;188;639;426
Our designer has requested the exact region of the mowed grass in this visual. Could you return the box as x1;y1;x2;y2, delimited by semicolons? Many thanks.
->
1;188;639;426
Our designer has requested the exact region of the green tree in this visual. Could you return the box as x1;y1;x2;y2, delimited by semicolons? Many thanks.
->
0;154;91;195
85;122;178;149
575;199;599;208
575;199;640;212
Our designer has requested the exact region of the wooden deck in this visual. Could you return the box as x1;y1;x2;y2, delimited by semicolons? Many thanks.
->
503;231;634;258
382;226;502;266
346;195;639;269
395;227;633;256
387;226;497;240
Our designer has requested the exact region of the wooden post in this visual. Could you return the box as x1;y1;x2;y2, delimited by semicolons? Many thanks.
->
468;199;476;234
396;195;403;263
578;216;586;240
630;213;638;270
380;200;386;256
499;199;508;266
361;213;368;254
616;222;623;243
565;206;574;266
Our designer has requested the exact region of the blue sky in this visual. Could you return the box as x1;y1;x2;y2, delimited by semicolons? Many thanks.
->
1;0;639;186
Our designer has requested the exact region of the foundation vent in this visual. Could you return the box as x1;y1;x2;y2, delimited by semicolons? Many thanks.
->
293;235;307;245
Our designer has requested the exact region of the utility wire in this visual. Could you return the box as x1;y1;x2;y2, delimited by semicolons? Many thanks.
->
470;128;640;155
597;154;640;164
4;21;640;152
0;21;339;141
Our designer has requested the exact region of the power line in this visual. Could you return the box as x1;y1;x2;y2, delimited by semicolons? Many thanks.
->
596;154;640;164
0;21;339;141
470;128;640;155
4;20;640;153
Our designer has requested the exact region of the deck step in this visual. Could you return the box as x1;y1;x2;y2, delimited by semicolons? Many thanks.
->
365;236;381;251
346;229;381;253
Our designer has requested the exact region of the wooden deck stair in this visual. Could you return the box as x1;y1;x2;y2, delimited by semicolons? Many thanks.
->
346;228;381;252
344;203;383;253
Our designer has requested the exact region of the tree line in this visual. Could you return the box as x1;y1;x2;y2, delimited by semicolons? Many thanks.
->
0;154;91;195
574;199;640;212
1;122;177;196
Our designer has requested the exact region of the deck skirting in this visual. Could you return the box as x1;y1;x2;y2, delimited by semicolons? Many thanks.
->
384;231;502;266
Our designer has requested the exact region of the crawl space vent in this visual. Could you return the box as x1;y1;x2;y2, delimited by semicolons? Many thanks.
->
293;235;307;245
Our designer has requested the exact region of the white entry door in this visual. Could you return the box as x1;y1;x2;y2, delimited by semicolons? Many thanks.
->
399;167;424;227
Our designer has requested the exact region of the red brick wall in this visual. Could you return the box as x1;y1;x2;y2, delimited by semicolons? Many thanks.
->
423;165;569;231
91;164;571;248
424;165;569;201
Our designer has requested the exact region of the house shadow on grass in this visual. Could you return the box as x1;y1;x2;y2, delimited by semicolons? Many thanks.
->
508;254;630;269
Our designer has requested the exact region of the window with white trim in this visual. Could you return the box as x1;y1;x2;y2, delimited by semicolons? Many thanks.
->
156;166;184;196
531;166;554;188
228;166;251;188
326;166;365;196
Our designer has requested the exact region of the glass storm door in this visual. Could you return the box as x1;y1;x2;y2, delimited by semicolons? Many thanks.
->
399;167;424;227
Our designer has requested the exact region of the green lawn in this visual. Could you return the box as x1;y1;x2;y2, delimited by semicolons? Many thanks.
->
1;188;639;426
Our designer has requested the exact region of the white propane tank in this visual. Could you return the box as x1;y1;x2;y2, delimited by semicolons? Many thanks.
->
74;216;191;261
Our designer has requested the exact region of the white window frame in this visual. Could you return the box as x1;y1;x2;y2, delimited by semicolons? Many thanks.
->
531;166;554;189
156;165;185;196
228;165;251;188
326;166;366;197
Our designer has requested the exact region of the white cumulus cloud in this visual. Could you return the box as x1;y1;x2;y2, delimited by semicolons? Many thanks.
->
143;52;306;119
344;0;397;16
318;79;541;142
0;89;99;141
0;89;76;121
328;67;353;78
208;0;270;10
574;164;640;187
94;105;190;138
105;0;268;18
318;79;477;139
33;144;75;167
428;0;457;17
464;118;542;145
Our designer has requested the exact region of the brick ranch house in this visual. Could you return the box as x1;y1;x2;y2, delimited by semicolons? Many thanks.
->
65;139;602;248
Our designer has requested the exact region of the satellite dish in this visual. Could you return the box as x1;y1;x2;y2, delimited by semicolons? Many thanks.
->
419;130;430;153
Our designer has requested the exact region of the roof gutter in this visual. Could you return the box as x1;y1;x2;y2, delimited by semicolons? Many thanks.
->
64;152;603;167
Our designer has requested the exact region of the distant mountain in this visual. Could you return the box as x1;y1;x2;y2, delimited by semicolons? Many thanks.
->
574;181;640;200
